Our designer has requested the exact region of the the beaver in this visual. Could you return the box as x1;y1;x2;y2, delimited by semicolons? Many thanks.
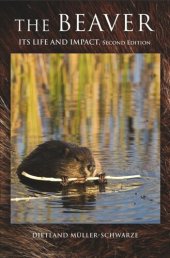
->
17;140;106;186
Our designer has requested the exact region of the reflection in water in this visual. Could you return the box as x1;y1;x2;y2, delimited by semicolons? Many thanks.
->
11;54;160;224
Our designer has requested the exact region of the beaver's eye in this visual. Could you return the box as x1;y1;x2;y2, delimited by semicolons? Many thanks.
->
75;156;81;162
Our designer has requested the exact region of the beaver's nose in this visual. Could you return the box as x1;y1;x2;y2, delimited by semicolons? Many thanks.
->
87;164;96;173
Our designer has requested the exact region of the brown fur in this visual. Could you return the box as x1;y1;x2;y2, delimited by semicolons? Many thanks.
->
0;1;170;257
17;140;98;179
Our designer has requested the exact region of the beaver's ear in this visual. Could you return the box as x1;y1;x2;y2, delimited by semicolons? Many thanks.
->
64;147;70;157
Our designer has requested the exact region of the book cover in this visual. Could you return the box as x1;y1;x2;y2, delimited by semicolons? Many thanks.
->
0;1;169;257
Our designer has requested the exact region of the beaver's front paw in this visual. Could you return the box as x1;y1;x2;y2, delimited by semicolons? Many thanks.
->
60;176;69;186
98;173;107;184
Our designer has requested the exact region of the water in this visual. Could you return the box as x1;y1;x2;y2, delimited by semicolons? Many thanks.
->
11;54;160;224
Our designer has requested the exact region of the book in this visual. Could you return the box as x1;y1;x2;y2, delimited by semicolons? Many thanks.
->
0;1;169;257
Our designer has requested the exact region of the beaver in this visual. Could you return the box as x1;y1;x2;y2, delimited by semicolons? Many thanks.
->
17;140;106;186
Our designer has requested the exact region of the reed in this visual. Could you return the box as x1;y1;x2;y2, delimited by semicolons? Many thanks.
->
11;53;160;158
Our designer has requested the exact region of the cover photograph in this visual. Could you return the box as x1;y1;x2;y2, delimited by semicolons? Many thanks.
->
11;53;160;225
0;1;169;257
